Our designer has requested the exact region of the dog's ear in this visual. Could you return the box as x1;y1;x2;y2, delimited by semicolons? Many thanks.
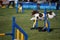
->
47;11;52;15
49;11;52;15
39;13;43;17
32;10;39;15
32;10;35;15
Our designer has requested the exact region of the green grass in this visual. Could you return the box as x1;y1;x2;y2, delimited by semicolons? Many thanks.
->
0;8;60;40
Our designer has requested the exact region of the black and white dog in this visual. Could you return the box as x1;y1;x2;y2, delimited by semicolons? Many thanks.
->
30;10;56;21
30;10;56;28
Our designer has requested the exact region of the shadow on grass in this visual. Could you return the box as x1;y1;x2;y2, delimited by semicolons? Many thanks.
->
30;27;60;32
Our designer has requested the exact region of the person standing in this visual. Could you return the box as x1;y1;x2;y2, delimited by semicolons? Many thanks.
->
56;0;60;10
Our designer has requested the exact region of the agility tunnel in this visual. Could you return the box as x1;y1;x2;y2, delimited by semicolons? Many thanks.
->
0;17;28;40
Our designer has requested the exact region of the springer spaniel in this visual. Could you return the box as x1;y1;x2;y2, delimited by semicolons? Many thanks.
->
30;10;56;28
30;10;56;21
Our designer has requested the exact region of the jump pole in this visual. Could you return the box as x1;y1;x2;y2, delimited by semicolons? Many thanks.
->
12;16;28;40
12;17;15;40
44;9;50;32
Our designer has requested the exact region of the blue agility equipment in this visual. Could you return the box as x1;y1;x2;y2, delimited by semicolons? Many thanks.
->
12;17;28;40
47;20;50;32
44;9;50;32
35;20;38;28
0;17;28;40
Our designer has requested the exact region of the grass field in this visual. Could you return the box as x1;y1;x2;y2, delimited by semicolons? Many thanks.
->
0;8;60;40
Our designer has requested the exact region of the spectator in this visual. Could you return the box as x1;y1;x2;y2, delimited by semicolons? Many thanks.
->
37;0;40;10
56;0;60;10
0;0;3;7
15;0;18;4
8;0;15;7
2;0;7;6
27;0;30;2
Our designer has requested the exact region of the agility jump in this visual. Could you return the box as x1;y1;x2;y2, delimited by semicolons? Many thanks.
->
30;9;56;32
0;17;28;40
